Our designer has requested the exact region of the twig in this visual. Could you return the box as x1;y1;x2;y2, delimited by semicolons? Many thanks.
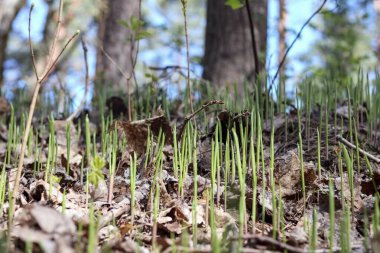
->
337;135;380;163
99;198;130;228
244;0;259;81
148;65;187;71
46;0;64;72
269;0;327;93
238;234;305;253
131;0;142;95
178;100;224;141
40;31;80;83
180;0;194;114
66;36;89;122
28;4;38;81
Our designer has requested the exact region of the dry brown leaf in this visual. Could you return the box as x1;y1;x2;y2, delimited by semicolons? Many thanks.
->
114;115;173;155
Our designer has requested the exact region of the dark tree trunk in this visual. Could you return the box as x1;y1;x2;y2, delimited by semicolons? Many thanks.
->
202;0;268;88
0;0;25;88
96;0;139;93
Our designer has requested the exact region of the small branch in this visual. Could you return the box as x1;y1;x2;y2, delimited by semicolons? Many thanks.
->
244;0;259;80
178;100;224;141
28;4;38;81
66;36;89;122
45;0;64;70
99;198;130;228
337;135;380;163
148;65;187;71
269;0;327;93
40;30;80;83
238;234;305;253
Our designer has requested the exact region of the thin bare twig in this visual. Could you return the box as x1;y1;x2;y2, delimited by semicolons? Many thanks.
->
237;234;306;253
180;1;194;114
46;0;64;70
131;0;142;91
40;30;80;83
269;0;327;93
28;4;38;81
337;135;380;163
66;36;89;122
178;100;224;141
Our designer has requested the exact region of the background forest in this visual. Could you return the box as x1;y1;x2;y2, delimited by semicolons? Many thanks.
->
1;0;378;109
1;0;380;252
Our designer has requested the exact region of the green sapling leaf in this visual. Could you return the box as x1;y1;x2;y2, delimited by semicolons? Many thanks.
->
225;0;244;10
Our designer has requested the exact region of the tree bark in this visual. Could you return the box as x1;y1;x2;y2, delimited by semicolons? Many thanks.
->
0;0;25;88
202;0;268;89
278;0;287;98
96;0;139;94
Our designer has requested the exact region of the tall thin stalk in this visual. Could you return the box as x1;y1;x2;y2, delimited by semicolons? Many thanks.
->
180;0;193;113
11;1;79;217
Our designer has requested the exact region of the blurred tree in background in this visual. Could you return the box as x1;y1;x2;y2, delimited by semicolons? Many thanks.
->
0;0;25;88
95;0;140;94
203;0;268;90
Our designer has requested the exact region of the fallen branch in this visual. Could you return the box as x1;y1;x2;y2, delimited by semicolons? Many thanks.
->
239;234;305;253
337;135;380;163
99;198;130;228
236;234;363;253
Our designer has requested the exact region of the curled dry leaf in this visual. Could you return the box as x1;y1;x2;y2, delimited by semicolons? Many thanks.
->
113;114;173;155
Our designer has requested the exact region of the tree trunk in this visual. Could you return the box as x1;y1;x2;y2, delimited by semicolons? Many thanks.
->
278;0;287;99
96;0;139;94
0;0;25;88
202;0;268;89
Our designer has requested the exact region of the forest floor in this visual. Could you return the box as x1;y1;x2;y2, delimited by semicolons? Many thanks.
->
0;93;379;253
